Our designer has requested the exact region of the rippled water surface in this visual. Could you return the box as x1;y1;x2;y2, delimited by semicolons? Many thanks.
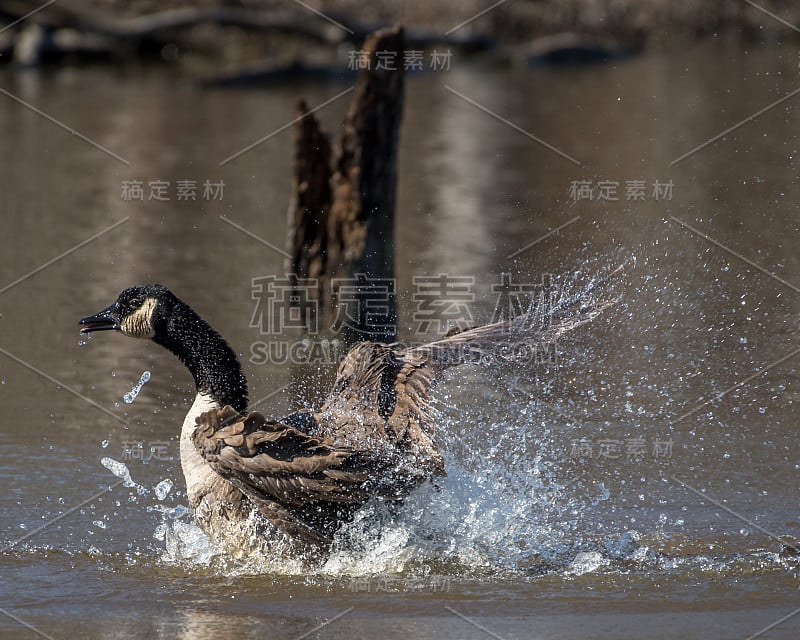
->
2;40;800;639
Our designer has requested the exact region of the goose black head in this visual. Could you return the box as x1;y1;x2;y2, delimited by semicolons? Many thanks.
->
80;284;174;340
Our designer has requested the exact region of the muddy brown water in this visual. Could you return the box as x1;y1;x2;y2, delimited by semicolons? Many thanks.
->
2;40;800;639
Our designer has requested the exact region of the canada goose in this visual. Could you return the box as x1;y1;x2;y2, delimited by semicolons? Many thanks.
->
79;273;617;555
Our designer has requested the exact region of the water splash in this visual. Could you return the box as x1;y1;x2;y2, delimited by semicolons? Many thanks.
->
162;521;217;565
153;479;173;500
567;551;609;576
147;504;217;565
123;371;151;404
100;457;148;495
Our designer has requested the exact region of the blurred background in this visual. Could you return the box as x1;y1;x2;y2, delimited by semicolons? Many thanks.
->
2;1;800;639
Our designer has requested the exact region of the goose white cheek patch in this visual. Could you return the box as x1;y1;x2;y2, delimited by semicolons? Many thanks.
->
121;297;158;338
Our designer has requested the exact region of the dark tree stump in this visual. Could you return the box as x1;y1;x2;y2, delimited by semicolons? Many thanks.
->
286;98;332;321
288;26;404;343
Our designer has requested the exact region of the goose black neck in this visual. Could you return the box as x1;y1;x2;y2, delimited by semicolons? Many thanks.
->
154;300;248;413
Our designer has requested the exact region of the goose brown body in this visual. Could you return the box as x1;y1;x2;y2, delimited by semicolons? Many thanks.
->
79;274;618;554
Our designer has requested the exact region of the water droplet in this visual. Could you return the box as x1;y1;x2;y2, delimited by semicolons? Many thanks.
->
101;456;148;494
154;479;173;501
170;505;188;519
102;457;132;481
123;370;151;404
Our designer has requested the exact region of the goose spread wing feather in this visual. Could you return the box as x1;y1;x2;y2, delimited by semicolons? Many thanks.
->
316;342;444;475
192;405;417;544
193;406;372;506
407;265;623;369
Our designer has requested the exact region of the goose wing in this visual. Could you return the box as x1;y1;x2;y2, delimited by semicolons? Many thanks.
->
317;265;621;464
316;341;444;475
404;265;622;368
193;406;387;544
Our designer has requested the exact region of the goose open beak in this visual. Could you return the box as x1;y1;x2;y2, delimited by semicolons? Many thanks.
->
79;303;119;333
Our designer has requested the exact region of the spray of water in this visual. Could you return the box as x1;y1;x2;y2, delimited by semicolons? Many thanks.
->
94;256;797;582
123;370;151;404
